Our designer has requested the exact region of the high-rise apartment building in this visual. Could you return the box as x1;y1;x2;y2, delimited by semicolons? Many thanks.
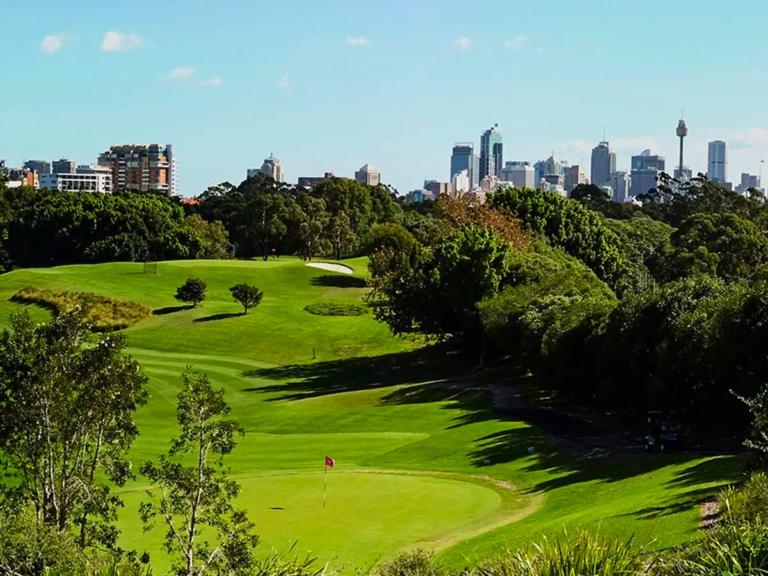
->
40;165;112;193
590;141;616;188
451;143;479;189
609;171;631;203
564;165;587;193
499;161;535;189
480;124;503;180
23;160;51;174
354;164;381;186
707;140;727;183
52;158;76;174
260;154;283;182
97;144;176;195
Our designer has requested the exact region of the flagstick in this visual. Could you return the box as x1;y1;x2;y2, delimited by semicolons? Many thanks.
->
323;464;328;508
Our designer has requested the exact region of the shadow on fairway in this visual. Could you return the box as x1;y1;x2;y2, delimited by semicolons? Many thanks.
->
310;275;367;289
153;305;193;315
243;343;476;399
193;312;243;323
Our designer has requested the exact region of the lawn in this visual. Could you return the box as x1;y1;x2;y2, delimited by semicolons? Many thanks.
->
0;257;746;574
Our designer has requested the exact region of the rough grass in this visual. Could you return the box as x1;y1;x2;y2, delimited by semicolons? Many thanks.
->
10;286;151;332
304;302;369;316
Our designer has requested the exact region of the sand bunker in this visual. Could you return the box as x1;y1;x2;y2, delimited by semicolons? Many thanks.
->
306;262;354;274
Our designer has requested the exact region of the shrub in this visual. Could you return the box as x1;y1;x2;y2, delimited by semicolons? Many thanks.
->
375;550;448;576
304;302;369;316
474;531;643;576
230;283;264;314
10;286;151;332
175;277;207;307
250;546;327;576
721;472;768;526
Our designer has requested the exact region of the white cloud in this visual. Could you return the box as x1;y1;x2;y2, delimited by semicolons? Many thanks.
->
346;36;370;46
165;66;196;80
504;34;529;49
728;128;768;151
40;34;66;54
454;37;470;50
276;73;290;88
101;31;143;52
202;76;222;88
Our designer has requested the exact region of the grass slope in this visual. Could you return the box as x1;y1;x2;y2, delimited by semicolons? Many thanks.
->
0;257;745;574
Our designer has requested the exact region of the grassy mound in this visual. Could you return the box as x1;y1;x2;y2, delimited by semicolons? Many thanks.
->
10;286;151;332
304;301;369;316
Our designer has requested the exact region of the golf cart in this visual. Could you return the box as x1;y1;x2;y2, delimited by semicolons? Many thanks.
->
644;410;684;452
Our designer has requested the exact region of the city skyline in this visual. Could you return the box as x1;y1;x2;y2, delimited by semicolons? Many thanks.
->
2;0;768;196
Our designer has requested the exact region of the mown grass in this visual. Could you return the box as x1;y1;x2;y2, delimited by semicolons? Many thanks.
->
0;257;748;574
10;286;151;331
304;302;369;316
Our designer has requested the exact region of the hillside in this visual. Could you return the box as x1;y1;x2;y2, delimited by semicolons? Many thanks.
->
0;258;744;573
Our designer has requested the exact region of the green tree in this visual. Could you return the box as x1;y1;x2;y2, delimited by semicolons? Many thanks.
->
140;368;258;576
0;308;148;548
175;278;207;307
229;283;264;315
185;214;234;259
489;187;632;294
328;210;356;261
295;194;330;261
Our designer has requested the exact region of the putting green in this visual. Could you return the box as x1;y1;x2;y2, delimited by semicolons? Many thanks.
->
117;470;509;572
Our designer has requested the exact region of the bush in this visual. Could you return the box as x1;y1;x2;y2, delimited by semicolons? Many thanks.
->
175;277;207;307
474;531;643;576
10;286;151;332
375;550;448;576
304;302;369;316
721;472;768;526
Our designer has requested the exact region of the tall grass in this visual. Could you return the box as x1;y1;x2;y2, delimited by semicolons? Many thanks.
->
473;531;645;576
10;286;151;332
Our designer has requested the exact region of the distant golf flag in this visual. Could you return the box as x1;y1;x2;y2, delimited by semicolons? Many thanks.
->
323;456;334;507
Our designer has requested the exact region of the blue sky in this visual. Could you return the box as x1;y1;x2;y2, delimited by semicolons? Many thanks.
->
2;0;768;196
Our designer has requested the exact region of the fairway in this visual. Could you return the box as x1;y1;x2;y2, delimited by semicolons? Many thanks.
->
0;258;746;573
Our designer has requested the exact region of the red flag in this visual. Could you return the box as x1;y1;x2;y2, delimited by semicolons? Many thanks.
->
325;456;334;468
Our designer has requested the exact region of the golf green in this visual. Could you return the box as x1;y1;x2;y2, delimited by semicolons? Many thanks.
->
0;258;746;574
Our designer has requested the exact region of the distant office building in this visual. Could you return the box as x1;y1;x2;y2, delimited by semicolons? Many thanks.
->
246;168;260;179
539;179;566;196
499;161;535;189
424;180;453;198
40;165;112;193
260;154;283;182
52;158;76;174
609;171;631;203
564;165;587;193
480;175;500;192
452;169;471;193
450;143;480;188
297;172;337;188
480;123;503;180
673;166;693;182
631;149;666;172
354;164;381;186
534;156;564;187
737;173;762;195
707;140;727;183
590;141;616;188
406;189;426;203
543;174;564;187
629;169;659;197
23;160;51;174
97;144;176;195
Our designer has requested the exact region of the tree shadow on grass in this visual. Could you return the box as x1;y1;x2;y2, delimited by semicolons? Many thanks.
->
153;305;193;315
193;312;243;323
310;275;367;289
243;342;476;399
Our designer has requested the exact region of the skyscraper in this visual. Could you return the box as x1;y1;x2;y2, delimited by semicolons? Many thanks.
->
629;150;665;197
97;144;177;195
609;171;631;203
590;141;616;188
259;154;283;182
564;165;587;193
354;164;381;186
499;161;535;189
451;143;479;189
479;124;503;180
707;140;727;183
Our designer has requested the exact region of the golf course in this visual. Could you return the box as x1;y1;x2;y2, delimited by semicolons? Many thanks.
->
0;257;745;573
